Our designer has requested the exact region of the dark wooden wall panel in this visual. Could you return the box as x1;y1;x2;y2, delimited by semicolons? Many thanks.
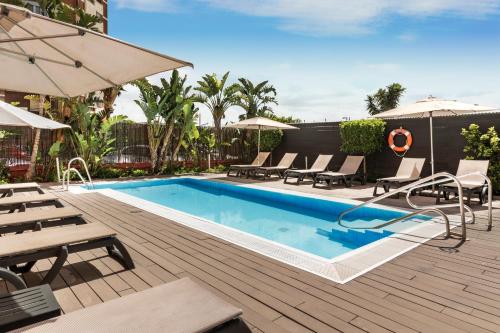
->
273;114;500;179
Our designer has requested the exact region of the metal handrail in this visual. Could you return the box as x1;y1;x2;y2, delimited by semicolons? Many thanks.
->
63;157;94;190
406;172;492;231
337;172;469;241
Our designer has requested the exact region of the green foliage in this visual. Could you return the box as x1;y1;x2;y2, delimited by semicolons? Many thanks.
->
195;72;239;158
130;169;148;177
0;160;10;183
93;167;122;179
70;101;128;172
340;119;386;155
366;83;406;115
461;124;500;191
260;130;283;152
233;78;278;119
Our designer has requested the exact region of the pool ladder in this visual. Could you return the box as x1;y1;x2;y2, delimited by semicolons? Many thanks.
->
56;157;95;191
337;172;493;242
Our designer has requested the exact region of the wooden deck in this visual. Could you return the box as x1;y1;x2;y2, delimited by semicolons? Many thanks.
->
6;188;500;333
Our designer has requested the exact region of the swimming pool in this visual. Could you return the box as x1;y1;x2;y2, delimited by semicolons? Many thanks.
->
90;177;429;260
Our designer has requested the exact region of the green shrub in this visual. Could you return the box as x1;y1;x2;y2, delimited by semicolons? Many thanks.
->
461;124;500;192
259;130;283;152
340;119;386;180
93;167;123;179
205;164;227;173
0;160;9;183
131;169;148;177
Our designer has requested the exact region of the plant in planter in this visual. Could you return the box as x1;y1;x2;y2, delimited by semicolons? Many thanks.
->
461;124;500;192
339;119;386;182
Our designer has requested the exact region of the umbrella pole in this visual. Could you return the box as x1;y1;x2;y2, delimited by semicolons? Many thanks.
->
257;127;261;164
429;112;435;191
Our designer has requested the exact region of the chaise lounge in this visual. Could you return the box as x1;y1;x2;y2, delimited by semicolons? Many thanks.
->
283;154;333;184
0;207;85;234
0;193;63;212
0;182;43;198
0;222;134;286
313;155;365;188
373;157;426;197
253;152;298;179
227;152;270;177
8;278;250;333
437;159;490;205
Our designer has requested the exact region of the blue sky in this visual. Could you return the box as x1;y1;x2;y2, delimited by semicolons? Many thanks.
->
110;0;500;123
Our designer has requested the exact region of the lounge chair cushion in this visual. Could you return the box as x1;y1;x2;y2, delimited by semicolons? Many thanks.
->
14;278;243;333
288;168;324;174
317;171;351;177
0;208;82;227
0;223;115;257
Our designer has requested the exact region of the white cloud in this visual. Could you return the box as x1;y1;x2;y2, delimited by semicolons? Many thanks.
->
201;0;500;35
115;0;178;12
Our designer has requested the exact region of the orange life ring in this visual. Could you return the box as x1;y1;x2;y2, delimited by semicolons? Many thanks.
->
388;127;413;154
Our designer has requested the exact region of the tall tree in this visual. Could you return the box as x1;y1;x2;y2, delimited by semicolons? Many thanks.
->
366;83;406;115
233;78;278;119
194;72;238;158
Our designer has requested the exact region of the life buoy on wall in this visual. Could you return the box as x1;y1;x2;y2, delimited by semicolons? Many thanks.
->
388;127;413;156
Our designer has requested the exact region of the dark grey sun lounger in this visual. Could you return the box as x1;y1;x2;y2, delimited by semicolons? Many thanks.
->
0;207;85;234
313;155;365;188
11;278;250;333
284;154;333;184
227;152;271;177
0;223;134;286
437;159;490;205
373;157;426;197
253;152;298;179
0;182;43;198
0;194;63;212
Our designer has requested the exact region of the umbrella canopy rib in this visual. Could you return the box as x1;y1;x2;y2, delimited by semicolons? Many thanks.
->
0;19;68;97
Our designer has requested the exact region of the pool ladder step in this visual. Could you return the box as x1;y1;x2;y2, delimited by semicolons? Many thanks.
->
317;228;393;246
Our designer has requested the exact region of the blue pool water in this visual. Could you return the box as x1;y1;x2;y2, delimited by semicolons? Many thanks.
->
90;178;428;259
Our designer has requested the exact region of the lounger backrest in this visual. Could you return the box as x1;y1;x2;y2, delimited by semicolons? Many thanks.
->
395;158;426;178
455;159;489;185
277;153;298;168
338;156;364;175
251;152;270;166
311;154;333;171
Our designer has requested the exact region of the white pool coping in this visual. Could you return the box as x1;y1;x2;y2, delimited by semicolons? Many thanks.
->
69;176;461;283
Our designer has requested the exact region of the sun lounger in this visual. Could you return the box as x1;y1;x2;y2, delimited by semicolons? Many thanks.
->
0;223;134;286
0;284;61;332
0;182;44;198
0;207;84;234
253;153;298;179
437;159;490;205
0;194;63;212
283;154;333;184
227;152;270;177
373;158;426;197
313;155;365;188
11;277;250;333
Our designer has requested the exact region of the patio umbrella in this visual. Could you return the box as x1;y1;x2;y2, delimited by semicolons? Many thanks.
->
373;96;498;176
0;100;69;129
228;117;299;163
0;3;192;97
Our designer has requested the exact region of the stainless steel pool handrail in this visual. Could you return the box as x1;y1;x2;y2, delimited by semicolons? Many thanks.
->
63;157;94;190
406;172;493;231
337;172;468;241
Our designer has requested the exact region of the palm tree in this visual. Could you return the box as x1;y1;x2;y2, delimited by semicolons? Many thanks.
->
194;72;238;158
366;83;406;115
233;78;278;119
233;78;278;160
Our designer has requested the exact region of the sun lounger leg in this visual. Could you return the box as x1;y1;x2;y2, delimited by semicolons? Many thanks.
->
373;182;379;196
0;267;27;290
107;238;135;270
41;246;68;285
